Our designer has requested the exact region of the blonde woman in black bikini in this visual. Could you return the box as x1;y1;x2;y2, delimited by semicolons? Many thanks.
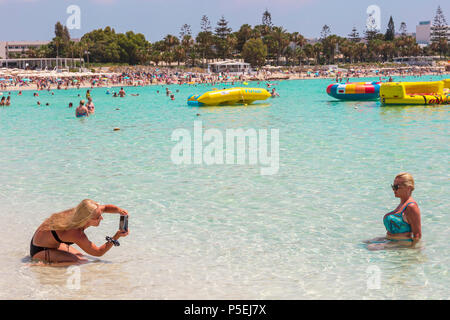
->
30;199;129;266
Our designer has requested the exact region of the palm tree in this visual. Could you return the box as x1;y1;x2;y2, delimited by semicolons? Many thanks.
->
294;47;306;66
164;35;180;52
303;44;314;65
322;35;340;64
54;36;63;68
313;42;323;65
236;24;253;52
67;41;77;68
174;45;185;66
271;26;290;65
226;33;238;58
181;34;194;64
355;43;367;62
196;31;213;66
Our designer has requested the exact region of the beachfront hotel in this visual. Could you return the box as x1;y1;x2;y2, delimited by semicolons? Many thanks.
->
0;40;84;70
0;41;50;59
416;21;432;45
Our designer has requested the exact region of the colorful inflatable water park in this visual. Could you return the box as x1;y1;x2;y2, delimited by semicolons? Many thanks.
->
326;82;381;101
326;79;450;105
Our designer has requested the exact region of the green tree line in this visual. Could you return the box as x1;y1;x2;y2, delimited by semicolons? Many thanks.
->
21;8;449;68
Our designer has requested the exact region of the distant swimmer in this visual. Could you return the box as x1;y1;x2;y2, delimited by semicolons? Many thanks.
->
69;102;73;108
5;96;11;106
119;87;126;97
86;97;95;114
130;94;139;96
29;199;129;266
271;88;280;98
0;96;5;106
365;173;422;251
76;100;89;118
86;90;91;99
170;94;175;100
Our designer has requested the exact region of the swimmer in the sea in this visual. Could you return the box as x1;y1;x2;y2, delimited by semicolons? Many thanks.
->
76;100;89;118
86;97;95;114
271;88;280;98
365;172;422;250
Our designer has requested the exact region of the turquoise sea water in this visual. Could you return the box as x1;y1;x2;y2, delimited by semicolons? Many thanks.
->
0;75;449;299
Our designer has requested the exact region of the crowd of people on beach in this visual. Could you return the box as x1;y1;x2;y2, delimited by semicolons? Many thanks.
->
0;65;447;94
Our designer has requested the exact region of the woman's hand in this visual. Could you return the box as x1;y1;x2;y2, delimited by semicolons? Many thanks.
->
117;207;128;216
113;230;129;241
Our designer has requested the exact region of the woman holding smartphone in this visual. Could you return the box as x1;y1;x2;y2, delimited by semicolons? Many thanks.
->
30;199;129;266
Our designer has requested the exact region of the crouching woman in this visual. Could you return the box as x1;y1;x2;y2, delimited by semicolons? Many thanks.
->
30;199;129;266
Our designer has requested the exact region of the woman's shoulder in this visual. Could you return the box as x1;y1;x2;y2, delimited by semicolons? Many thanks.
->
406;199;419;208
404;200;420;214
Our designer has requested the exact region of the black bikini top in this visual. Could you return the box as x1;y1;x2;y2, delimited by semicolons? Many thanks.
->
51;230;74;245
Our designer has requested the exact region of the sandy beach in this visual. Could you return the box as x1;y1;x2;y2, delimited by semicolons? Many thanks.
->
1;65;448;93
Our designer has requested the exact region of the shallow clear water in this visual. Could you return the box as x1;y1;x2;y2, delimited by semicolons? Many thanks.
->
0;75;449;299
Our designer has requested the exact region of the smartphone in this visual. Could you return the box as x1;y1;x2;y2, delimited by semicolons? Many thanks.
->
119;215;128;232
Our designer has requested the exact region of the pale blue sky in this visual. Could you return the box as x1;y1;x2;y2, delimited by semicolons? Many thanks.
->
0;0;448;41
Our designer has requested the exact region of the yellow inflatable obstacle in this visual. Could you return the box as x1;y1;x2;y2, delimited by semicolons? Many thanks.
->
187;87;271;106
380;80;450;105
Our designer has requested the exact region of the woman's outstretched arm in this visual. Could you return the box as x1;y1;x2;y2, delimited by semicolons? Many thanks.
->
73;229;128;257
100;204;128;215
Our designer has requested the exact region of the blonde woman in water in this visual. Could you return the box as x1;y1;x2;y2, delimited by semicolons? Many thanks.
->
30;199;129;265
366;173;421;250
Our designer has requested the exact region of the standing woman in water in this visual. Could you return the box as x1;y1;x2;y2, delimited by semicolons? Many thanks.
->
75;100;89;117
30;199;129;265
366;173;422;250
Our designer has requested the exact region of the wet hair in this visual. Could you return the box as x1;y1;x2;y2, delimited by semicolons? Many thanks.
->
395;172;415;191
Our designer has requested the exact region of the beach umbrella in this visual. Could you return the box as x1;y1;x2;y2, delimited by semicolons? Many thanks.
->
22;78;31;82
124;76;130;79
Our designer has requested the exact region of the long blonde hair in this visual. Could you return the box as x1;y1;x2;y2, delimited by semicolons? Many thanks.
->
396;172;415;191
39;199;99;231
